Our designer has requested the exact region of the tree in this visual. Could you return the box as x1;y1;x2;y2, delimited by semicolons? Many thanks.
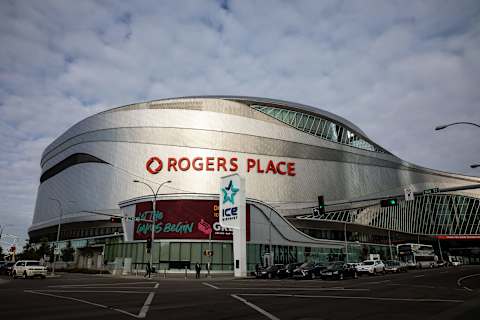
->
18;239;40;260
61;241;75;262
37;237;53;262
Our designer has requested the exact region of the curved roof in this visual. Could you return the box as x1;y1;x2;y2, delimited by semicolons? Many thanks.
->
104;95;368;137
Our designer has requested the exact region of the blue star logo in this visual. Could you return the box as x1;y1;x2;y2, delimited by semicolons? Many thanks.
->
222;180;239;204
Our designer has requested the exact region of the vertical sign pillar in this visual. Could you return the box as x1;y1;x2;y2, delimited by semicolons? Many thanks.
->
220;174;246;277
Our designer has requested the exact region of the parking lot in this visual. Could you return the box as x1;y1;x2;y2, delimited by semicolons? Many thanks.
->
0;266;479;320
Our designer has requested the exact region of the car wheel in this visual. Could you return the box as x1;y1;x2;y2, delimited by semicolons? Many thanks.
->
41;275;46;279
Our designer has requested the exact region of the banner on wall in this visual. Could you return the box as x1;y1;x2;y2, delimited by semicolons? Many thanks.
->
132;199;250;241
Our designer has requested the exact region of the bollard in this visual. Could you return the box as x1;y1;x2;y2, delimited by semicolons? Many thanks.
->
184;266;187;279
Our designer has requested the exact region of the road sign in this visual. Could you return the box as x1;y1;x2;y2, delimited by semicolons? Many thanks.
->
423;187;440;195
404;188;414;201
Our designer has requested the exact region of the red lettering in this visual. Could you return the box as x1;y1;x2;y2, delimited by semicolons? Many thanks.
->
192;157;203;171
206;157;215;171
167;157;178;171
287;162;296;176
265;160;277;174
256;159;264;173
217;157;227;171
230;158;238;172
146;157;162;174
276;161;286;175
247;158;256;172
178;157;190;171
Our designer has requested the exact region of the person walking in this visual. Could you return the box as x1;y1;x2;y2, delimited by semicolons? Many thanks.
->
145;263;151;278
195;263;201;279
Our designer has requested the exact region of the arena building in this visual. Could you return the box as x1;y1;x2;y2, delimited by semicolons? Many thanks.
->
29;96;480;271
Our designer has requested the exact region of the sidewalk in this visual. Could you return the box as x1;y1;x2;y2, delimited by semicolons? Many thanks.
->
99;272;237;281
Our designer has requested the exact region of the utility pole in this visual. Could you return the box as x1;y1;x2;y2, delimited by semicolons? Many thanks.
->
49;198;63;276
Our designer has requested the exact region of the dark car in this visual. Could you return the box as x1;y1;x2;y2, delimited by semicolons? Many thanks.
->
0;262;15;276
293;261;326;279
384;260;407;273
320;262;357;280
277;262;302;279
256;264;284;279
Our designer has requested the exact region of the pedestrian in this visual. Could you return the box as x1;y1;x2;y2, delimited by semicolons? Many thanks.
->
145;263;151;278
205;263;210;277
195;263;201;279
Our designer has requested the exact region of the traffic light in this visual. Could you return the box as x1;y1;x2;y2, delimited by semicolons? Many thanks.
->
318;196;325;214
380;198;398;207
146;238;152;253
110;216;122;223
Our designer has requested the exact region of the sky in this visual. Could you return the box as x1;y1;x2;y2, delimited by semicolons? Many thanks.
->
1;0;479;249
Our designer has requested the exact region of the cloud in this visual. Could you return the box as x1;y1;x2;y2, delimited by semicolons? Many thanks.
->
0;0;479;246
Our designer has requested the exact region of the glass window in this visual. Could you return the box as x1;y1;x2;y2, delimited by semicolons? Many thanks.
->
253;105;387;154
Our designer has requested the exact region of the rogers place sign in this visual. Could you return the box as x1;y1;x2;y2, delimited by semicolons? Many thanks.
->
146;156;296;176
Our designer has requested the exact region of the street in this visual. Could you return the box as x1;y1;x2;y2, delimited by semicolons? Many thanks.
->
1;266;479;320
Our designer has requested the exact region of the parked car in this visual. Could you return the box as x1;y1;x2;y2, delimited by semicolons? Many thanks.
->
293;261;326;279
320;262;358;280
276;262;302;279
356;260;385;275
256;264;284;279
384;260;407;273
0;262;15;276
12;260;47;279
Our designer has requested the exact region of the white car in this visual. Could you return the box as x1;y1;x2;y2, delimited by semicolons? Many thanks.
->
12;260;47;279
356;260;385;275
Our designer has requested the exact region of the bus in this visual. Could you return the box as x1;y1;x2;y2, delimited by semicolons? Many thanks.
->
396;243;438;268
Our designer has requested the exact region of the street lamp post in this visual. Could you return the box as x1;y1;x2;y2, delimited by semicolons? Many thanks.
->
133;179;172;275
49;198;63;276
435;122;480;131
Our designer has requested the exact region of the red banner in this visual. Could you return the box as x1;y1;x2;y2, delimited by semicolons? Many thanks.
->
133;199;250;241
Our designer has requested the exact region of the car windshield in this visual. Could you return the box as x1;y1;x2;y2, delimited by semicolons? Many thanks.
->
300;262;314;268
26;261;41;266
363;261;375;265
385;260;397;265
326;263;341;270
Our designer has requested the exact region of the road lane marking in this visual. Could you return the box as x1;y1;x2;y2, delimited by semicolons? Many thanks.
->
25;282;160;319
49;281;157;287
32;290;151;294
214;287;369;291
414;275;425;278
49;286;158;289
231;294;280;320
202;282;220;289
138;291;156;318
457;273;480;292
154;283;159;288
238;293;464;303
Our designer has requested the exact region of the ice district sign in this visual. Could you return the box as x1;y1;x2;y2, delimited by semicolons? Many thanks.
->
220;174;247;277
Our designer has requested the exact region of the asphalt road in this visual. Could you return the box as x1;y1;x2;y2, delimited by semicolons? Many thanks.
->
1;266;480;320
